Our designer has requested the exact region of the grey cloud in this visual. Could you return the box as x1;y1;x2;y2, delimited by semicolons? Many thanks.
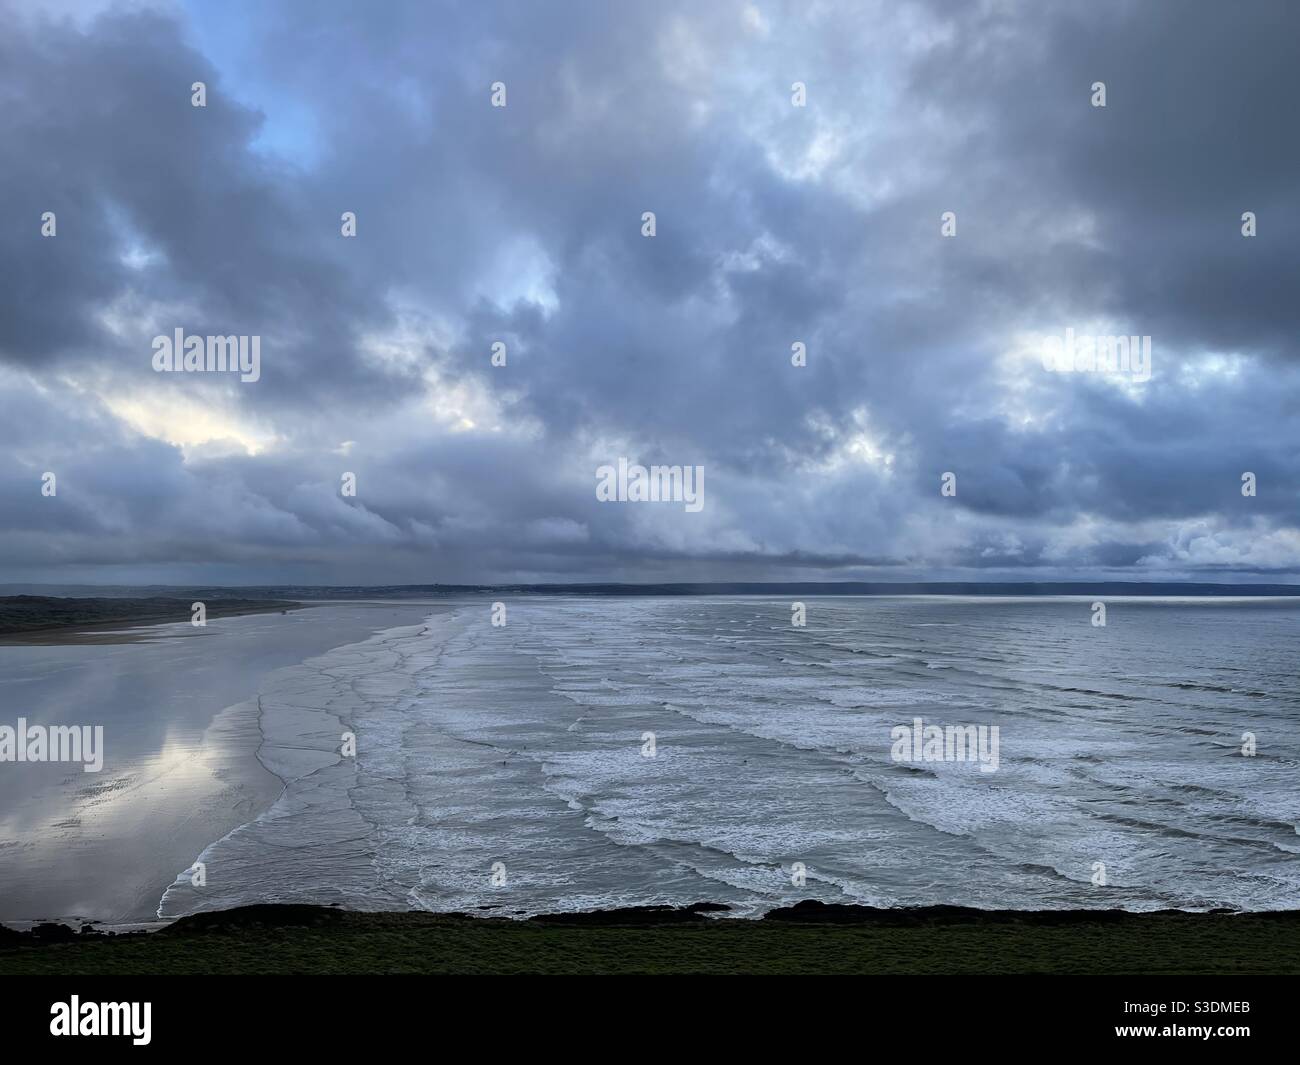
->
1;0;1298;582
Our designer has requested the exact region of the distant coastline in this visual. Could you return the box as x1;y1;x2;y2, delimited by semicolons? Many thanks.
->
4;581;1300;600
0;595;303;642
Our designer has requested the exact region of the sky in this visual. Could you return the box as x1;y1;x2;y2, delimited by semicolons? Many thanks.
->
2;0;1298;586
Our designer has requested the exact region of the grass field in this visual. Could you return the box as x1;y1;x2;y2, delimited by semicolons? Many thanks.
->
4;904;1299;975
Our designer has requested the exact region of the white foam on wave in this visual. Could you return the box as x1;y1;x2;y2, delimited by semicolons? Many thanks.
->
156;595;1300;917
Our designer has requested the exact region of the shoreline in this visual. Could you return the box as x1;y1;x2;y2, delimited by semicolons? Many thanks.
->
5;901;1300;974
0;602;446;925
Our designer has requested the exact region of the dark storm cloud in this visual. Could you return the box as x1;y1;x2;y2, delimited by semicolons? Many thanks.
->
1;0;1298;582
0;6;414;409
910;0;1300;357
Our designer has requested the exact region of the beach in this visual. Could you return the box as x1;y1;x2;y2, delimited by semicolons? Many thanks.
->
0;601;440;925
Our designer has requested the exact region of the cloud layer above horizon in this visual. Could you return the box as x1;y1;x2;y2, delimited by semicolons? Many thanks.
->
2;0;1299;585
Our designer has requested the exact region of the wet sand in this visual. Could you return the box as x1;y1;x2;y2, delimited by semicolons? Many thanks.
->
0;602;443;926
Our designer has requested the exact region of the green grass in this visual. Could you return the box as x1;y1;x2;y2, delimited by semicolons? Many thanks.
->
5;907;1300;975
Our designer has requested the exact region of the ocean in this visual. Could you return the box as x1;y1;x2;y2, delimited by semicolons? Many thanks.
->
3;596;1298;924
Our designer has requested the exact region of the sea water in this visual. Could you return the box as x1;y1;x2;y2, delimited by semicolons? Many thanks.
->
149;596;1300;918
